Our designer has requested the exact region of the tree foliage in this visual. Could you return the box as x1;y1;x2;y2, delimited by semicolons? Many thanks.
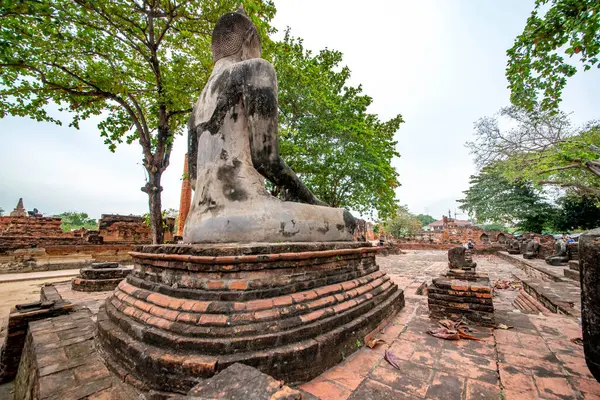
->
480;222;508;232
458;166;557;233
270;32;403;219
507;0;600;112
0;0;275;243
467;106;600;196
553;194;600;231
383;206;422;238
415;214;435;227
54;211;97;232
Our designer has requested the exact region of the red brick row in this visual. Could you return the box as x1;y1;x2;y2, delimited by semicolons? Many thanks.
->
113;272;390;332
129;247;377;266
103;278;399;353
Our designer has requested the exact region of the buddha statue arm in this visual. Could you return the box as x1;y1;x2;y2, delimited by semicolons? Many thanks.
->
242;59;327;206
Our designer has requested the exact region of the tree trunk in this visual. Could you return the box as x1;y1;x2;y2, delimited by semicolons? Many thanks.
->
144;170;164;244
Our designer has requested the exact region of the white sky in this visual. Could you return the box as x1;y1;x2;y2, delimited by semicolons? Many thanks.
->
1;0;599;221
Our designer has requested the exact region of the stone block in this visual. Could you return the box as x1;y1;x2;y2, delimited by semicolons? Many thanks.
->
579;228;600;382
182;363;301;399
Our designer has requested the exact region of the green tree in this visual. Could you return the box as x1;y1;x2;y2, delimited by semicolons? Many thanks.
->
415;214;435;227
480;222;507;231
54;212;97;232
553;194;600;231
0;0;275;243
467;106;600;196
270;33;403;219
458;166;557;233
507;0;600;112
383;206;422;238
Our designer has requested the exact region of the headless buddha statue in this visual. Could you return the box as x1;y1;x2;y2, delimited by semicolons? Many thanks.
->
184;9;356;243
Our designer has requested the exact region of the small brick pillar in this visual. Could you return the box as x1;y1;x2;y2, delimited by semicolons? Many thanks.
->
580;228;600;382
177;153;192;238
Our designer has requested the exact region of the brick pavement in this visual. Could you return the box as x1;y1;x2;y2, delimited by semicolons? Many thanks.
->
299;251;599;400
1;251;598;399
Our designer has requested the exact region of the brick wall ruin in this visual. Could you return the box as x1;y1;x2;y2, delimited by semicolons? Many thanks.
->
0;210;174;273
97;214;174;243
394;216;512;250
0;217;72;238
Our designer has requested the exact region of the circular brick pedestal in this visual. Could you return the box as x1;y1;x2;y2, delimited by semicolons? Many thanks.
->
96;242;404;394
72;263;132;292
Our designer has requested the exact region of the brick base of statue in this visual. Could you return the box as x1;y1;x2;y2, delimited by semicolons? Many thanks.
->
427;269;495;326
71;262;132;292
96;242;405;394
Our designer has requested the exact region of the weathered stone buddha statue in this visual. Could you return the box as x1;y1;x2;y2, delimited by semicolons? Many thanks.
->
546;238;569;265
184;9;355;243
523;239;540;260
506;239;521;254
448;246;477;271
96;10;403;393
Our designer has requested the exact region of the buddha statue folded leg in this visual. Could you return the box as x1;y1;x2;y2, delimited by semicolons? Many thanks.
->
184;198;354;243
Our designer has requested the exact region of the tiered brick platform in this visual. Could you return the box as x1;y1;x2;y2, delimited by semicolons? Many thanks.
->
427;270;495;326
71;262;132;292
96;242;405;394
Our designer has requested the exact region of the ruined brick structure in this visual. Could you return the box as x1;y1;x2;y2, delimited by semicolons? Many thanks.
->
0;216;72;238
0;285;72;383
519;233;555;260
427;247;494;326
177;153;192;238
98;214;175;243
0;202;173;273
395;216;512;251
9;198;27;217
97;242;404;393
71;262;132;292
353;219;378;241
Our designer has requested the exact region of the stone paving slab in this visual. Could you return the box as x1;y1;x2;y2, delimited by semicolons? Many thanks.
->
0;269;80;284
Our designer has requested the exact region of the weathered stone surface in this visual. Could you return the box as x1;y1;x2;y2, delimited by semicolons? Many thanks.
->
72;264;132;292
427;273;494;326
91;262;120;269
523;239;540;260
447;246;477;270
183;9;355;243
579;228;600;382
13;309;140;400
0;285;72;383
98;214;175;243
546;238;569;266
97;243;404;393
9;198;27;217
507;239;521;254
568;242;579;260
180;363;301;399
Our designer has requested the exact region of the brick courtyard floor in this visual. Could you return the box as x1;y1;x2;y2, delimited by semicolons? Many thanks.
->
0;250;598;399
299;251;599;400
